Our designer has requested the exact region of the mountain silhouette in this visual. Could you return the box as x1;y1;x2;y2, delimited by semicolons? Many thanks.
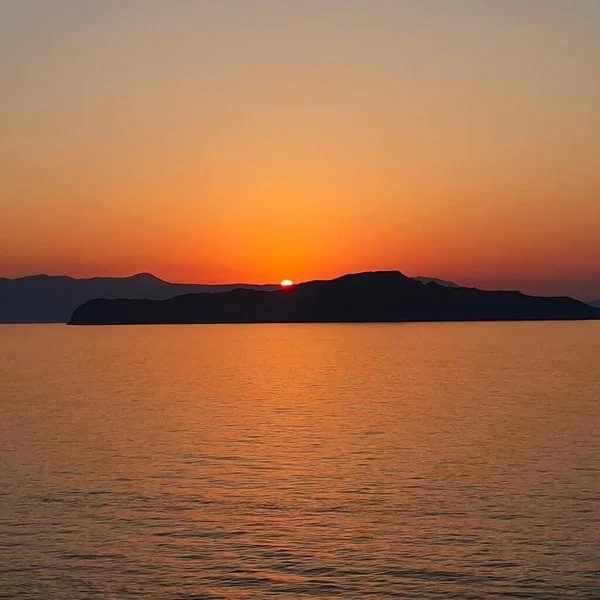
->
68;271;599;325
0;274;277;323
589;298;600;308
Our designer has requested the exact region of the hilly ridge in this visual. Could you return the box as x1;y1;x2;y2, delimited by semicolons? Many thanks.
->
69;271;599;325
0;273;277;323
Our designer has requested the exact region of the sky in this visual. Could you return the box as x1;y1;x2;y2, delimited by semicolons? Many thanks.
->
1;0;599;299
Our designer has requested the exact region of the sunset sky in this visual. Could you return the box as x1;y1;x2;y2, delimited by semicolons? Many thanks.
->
1;0;599;298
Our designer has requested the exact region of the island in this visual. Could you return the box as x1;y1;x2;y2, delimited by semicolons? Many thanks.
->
67;271;600;325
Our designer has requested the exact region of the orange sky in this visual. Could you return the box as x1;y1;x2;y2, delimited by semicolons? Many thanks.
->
1;1;599;299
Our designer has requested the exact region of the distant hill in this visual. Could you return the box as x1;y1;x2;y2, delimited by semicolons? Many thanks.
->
0;273;276;323
69;271;599;325
414;277;460;288
589;299;600;308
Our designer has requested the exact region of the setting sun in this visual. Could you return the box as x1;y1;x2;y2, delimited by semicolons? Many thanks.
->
281;279;294;287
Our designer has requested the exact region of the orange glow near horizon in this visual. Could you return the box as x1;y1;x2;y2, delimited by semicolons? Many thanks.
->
0;2;599;300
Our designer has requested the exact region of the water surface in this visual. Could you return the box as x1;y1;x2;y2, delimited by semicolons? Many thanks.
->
1;322;598;598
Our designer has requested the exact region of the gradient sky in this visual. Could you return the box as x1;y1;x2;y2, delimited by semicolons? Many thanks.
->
1;0;599;298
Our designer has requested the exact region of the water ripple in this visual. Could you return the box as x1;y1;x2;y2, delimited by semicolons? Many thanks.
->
1;322;599;599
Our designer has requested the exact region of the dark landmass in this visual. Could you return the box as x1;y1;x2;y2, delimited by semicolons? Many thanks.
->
589;299;600;309
69;271;599;325
0;273;276;323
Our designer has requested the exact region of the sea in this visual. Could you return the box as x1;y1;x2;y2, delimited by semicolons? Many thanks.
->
0;322;598;599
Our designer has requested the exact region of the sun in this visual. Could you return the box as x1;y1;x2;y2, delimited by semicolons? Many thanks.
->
280;279;294;287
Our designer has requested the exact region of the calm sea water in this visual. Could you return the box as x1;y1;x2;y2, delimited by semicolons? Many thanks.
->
0;322;598;599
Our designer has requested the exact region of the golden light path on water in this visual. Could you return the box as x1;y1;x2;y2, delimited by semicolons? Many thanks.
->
0;322;599;599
